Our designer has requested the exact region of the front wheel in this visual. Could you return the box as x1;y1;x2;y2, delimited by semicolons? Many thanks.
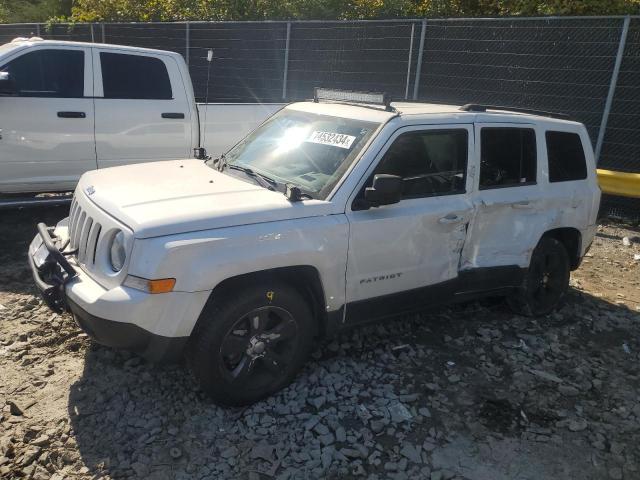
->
188;281;315;406
507;237;570;317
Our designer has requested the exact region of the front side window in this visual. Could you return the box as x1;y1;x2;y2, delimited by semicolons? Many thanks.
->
546;131;588;182
219;110;378;199
373;129;468;199
480;127;536;189
100;52;172;100
0;49;84;98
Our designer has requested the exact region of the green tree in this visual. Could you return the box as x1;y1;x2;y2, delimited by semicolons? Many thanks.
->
3;0;640;23
503;0;640;16
1;0;71;23
414;0;640;16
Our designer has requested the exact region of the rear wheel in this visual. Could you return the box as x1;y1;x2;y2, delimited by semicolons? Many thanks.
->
507;237;570;317
188;281;315;406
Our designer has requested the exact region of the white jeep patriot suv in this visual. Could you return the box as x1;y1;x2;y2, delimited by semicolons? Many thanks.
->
29;89;601;405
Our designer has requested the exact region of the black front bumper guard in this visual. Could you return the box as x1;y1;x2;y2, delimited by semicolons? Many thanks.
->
29;222;77;313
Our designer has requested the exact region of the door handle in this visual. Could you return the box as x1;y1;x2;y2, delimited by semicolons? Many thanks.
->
161;112;185;119
511;201;533;209
438;214;463;224
57;111;86;118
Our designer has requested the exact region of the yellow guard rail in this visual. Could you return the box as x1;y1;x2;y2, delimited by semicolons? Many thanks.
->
597;169;640;198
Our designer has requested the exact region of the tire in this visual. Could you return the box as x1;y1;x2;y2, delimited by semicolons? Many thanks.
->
507;236;570;317
188;281;315;406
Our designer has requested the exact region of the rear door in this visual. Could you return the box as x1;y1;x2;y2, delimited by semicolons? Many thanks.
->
93;49;192;169
461;123;547;269
0;46;96;193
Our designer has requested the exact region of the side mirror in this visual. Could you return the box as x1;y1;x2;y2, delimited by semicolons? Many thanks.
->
364;174;402;207
0;72;15;95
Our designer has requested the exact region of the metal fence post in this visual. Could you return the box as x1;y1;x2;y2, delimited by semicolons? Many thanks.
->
282;22;291;100
595;15;630;164
101;23;106;43
185;22;190;67
36;23;40;37
412;19;426;100
90;23;95;42
404;23;415;100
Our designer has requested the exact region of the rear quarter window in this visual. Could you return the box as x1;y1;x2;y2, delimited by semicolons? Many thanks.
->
545;131;588;182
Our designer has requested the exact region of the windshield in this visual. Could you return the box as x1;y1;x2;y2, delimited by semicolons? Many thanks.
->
219;109;379;199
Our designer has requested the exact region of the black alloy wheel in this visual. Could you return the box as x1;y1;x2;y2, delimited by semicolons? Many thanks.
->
188;281;315;406
219;306;297;389
508;236;570;317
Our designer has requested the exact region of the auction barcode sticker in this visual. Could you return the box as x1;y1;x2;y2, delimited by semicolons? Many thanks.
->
306;131;356;149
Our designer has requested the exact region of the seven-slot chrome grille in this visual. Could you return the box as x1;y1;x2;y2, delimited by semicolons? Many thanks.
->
68;195;102;266
65;189;132;290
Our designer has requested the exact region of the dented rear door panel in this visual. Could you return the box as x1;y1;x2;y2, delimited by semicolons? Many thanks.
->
461;123;548;269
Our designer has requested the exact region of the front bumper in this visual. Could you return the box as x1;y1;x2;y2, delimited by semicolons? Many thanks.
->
67;299;188;362
28;223;76;313
28;222;189;362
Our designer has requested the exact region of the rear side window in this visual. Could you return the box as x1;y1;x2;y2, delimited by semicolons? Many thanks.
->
100;52;172;100
0;49;84;98
375;129;468;198
546;131;588;182
480;128;536;189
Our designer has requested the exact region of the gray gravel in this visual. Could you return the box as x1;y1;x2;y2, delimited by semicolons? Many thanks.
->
1;207;640;479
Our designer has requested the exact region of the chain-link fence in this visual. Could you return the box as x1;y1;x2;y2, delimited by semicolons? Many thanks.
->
0;17;638;218
419;18;623;147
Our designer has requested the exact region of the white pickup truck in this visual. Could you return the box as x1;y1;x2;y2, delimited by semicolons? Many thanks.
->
0;37;282;196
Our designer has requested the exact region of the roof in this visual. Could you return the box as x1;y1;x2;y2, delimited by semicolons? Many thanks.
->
392;102;576;123
391;102;462;115
2;37;180;57
286;101;397;123
287;100;579;126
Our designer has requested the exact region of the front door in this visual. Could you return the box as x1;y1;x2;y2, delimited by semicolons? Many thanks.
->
0;46;96;193
345;124;474;321
93;48;192;169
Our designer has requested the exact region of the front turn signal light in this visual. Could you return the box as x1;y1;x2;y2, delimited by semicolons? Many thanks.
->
124;275;176;294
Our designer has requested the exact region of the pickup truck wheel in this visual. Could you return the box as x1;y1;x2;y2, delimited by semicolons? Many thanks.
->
507;237;570;317
188;282;314;406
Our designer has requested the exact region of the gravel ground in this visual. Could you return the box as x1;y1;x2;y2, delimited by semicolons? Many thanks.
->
1;206;640;480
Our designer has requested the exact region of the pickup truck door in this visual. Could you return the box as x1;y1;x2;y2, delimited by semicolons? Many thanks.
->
345;124;474;321
0;46;96;194
92;49;193;169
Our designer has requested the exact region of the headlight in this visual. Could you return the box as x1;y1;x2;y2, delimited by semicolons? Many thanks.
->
109;230;126;272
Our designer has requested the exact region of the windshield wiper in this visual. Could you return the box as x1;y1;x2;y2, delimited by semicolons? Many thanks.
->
228;164;278;191
219;161;313;200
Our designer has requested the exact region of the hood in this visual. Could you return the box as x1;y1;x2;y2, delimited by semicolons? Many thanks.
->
78;160;332;238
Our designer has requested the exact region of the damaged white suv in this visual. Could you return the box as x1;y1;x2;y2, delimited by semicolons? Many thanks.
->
29;90;600;405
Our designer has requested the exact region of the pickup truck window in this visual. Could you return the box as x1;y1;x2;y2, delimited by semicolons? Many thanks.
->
375;129;468;198
546;131;588;182
480;127;536;189
0;49;84;98
100;52;172;100
221;110;379;199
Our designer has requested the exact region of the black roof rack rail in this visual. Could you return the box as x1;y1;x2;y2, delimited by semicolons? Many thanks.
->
459;104;570;120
